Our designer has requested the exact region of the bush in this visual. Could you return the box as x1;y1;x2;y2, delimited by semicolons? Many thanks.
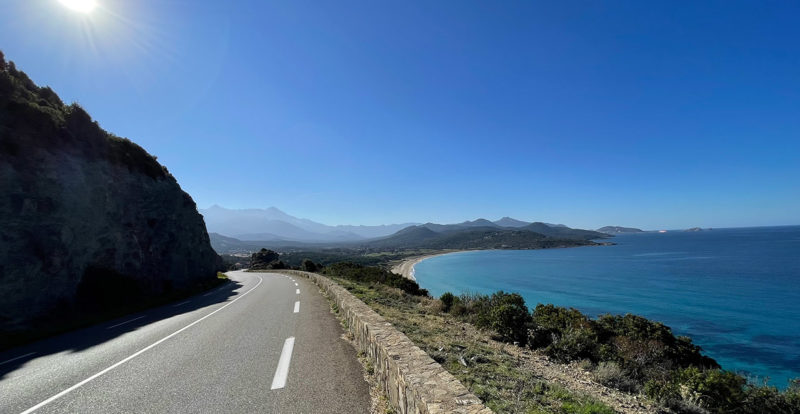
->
529;304;597;361
250;248;280;269
324;262;428;296
267;260;286;269
592;361;639;392
455;291;530;345
742;384;799;414
440;292;456;313
596;314;718;370
674;367;746;413
487;292;530;344
300;259;318;272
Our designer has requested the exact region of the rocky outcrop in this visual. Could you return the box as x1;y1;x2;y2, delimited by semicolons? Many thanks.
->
249;248;282;269
0;51;220;337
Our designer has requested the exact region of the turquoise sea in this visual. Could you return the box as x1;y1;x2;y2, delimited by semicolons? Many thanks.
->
414;226;800;388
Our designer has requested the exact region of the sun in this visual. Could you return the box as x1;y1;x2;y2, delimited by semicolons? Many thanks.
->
58;0;97;13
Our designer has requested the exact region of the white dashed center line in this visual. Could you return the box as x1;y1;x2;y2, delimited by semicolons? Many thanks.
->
295;289;300;295
270;337;295;390
293;301;300;313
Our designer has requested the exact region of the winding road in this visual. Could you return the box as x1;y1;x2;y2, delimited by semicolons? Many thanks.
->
0;271;371;413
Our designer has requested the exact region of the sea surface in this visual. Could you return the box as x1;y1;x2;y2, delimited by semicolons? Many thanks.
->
414;226;800;388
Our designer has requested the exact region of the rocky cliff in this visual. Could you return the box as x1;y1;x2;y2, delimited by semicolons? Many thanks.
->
0;51;221;337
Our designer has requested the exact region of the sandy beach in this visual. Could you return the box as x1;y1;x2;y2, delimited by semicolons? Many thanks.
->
391;251;464;281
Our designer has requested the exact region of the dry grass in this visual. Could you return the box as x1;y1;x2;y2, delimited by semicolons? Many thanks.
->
331;277;619;414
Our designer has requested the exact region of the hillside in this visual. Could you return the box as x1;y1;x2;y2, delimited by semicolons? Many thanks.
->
363;224;601;250
493;216;531;227
522;222;607;240
208;218;608;254
0;52;221;339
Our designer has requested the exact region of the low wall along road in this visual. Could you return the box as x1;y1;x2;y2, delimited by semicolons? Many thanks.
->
281;270;493;414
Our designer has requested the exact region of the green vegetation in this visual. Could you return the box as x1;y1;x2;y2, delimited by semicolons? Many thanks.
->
329;275;617;414
644;368;800;413
445;291;530;344
249;248;287;269
365;227;599;251
304;254;800;413
323;262;428;296
435;293;800;414
300;259;319;272
0;51;167;179
222;246;436;269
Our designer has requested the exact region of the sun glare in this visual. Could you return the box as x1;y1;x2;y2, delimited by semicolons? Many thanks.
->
58;0;97;13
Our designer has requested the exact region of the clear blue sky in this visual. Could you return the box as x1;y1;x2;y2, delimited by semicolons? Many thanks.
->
3;0;799;229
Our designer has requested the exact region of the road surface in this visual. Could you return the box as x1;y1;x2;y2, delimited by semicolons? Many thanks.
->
0;271;371;413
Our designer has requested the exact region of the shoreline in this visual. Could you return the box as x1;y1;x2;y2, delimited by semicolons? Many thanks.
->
390;243;606;281
391;250;467;281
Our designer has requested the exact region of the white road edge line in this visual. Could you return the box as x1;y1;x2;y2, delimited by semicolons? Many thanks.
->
295;289;300;295
202;284;227;297
106;316;146;330
0;352;36;366
20;276;264;414
172;301;190;307
293;301;300;313
270;337;295;390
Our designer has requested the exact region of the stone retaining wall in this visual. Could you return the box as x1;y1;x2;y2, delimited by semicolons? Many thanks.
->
282;270;493;414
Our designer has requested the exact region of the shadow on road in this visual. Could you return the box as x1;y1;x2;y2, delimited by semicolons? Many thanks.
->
0;279;245;380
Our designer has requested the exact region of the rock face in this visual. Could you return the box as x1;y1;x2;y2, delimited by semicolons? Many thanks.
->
0;52;220;334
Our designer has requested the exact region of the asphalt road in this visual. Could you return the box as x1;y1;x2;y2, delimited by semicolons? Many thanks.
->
0;271;371;413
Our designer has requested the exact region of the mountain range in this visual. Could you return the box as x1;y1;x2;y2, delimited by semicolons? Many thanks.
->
199;205;417;242
201;206;583;244
202;206;609;253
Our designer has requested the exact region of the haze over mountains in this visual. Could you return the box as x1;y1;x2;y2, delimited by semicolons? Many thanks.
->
202;205;610;253
200;205;417;242
201;205;585;243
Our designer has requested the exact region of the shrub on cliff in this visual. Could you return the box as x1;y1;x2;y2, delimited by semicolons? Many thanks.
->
444;291;530;345
439;292;456;312
323;262;428;296
528;304;598;361
483;291;530;345
645;368;800;414
526;304;719;379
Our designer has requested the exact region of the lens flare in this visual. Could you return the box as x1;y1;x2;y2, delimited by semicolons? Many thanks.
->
58;0;97;13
